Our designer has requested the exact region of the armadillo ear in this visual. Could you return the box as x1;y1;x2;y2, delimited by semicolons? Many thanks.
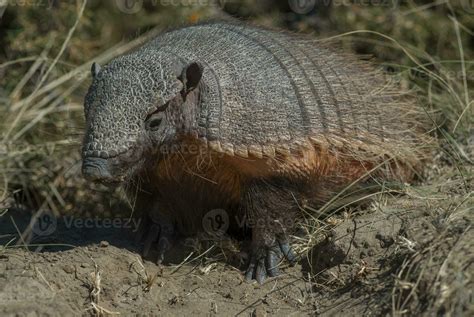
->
180;62;203;95
91;62;101;79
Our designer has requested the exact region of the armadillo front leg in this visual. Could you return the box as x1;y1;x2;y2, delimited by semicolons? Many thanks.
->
242;180;298;284
135;200;175;264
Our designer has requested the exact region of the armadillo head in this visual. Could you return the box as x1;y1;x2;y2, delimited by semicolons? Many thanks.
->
82;50;203;184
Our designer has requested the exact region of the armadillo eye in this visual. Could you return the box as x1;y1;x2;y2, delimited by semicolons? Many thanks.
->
148;118;162;131
145;111;164;131
145;101;169;131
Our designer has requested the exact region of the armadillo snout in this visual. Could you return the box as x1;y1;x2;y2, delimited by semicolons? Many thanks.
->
82;157;120;184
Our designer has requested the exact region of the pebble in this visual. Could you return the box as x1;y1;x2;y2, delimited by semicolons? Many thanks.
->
252;306;267;317
63;265;75;274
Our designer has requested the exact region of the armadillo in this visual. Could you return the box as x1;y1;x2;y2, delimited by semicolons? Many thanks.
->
82;22;431;283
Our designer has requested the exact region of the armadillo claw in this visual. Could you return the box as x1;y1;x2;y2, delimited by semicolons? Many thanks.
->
279;240;297;266
156;235;172;264
245;255;269;284
137;219;175;264
245;241;294;284
142;224;160;257
266;249;280;277
244;259;256;281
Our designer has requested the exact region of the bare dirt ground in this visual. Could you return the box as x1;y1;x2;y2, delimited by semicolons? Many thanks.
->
0;167;472;316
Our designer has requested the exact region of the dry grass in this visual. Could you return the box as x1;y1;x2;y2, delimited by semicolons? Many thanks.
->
389;173;472;316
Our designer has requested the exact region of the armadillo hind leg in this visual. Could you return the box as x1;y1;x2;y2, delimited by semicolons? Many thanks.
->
242;180;300;284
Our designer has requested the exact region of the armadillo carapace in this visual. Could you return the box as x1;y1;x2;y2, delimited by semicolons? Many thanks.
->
82;22;430;283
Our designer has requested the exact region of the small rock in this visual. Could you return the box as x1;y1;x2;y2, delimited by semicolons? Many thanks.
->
252;306;267;317
375;232;394;248
63;265;74;274
99;240;110;248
